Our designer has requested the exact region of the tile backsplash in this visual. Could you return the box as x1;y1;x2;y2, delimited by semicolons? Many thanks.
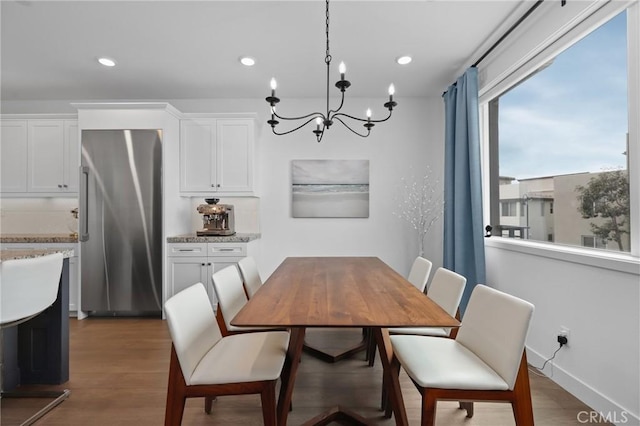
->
0;196;260;235
0;198;79;234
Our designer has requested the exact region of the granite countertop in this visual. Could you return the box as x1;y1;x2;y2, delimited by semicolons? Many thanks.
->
1;248;75;261
167;233;261;243
0;233;79;244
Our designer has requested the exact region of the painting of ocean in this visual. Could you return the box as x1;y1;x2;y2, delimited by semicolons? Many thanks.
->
292;160;369;218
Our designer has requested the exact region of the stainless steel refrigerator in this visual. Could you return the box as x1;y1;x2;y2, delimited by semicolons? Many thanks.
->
80;129;162;315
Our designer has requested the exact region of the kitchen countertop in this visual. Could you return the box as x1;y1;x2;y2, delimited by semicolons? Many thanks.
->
167;233;261;243
1;248;75;261
0;233;79;244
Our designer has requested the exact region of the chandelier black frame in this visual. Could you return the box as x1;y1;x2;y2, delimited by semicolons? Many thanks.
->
265;0;397;143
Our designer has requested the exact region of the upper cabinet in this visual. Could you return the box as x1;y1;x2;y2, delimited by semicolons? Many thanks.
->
1;120;28;192
180;117;255;196
1;118;79;196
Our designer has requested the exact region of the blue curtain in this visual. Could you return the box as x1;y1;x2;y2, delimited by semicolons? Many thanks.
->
442;67;486;315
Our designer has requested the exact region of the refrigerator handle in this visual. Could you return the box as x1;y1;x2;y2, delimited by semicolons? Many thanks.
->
80;166;90;242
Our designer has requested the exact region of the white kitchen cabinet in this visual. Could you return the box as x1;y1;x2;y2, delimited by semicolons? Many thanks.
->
0;120;28;192
0;118;79;196
28;120;66;192
179;118;255;195
166;241;252;308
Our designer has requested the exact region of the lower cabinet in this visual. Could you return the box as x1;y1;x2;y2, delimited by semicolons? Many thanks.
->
166;242;253;309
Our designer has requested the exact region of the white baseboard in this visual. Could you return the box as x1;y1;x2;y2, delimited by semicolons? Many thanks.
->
526;347;640;426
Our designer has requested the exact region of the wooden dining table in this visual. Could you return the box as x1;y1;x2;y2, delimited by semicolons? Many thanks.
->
231;256;460;426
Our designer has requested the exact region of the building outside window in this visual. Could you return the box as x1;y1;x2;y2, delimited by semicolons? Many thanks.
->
488;10;631;253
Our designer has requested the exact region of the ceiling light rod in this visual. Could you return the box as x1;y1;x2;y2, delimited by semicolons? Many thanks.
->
266;0;397;143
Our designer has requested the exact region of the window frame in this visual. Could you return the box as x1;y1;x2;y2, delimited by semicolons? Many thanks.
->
479;0;639;265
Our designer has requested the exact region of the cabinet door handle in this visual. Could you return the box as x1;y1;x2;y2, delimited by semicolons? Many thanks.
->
208;262;212;266
178;249;196;252
79;167;90;242
201;263;205;266
218;248;235;252
216;184;221;188
58;184;63;188
63;184;68;188
211;184;215;187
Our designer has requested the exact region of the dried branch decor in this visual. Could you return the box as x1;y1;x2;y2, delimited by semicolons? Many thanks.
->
394;167;444;257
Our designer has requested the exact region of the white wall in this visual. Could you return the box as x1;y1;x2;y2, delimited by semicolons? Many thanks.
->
170;96;446;278
486;240;640;424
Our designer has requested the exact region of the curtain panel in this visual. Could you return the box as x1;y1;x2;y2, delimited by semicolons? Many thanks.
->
443;67;486;314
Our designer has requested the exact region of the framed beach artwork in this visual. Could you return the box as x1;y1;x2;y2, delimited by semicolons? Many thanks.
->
291;159;370;218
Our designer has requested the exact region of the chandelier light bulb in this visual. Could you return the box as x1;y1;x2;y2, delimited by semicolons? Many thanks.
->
270;78;278;97
339;62;346;80
366;108;372;119
388;84;395;96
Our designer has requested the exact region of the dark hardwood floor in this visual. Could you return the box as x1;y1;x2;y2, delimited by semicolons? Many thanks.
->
2;318;607;425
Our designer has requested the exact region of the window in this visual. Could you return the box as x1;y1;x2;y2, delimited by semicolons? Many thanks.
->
488;11;631;253
582;235;607;249
501;201;517;217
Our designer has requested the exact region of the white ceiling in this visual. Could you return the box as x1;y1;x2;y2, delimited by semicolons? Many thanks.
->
1;1;525;102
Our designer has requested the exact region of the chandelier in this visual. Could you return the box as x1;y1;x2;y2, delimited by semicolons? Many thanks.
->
265;0;397;143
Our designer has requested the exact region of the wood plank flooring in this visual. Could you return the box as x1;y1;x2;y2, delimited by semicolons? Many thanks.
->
1;318;607;425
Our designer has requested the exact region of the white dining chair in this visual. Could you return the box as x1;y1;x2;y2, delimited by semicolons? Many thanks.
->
0;253;70;425
380;267;467;411
389;284;535;425
163;282;290;425
407;256;433;292
390;267;466;338
237;256;263;299
211;264;281;336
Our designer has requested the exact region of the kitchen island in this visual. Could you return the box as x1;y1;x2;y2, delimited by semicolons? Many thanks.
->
1;248;73;390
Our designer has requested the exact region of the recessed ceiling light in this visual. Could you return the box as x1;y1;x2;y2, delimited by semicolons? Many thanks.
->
97;57;117;67
240;57;256;67
396;56;412;65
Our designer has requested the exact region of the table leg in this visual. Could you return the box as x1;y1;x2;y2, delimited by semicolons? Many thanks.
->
373;327;408;426
277;327;306;426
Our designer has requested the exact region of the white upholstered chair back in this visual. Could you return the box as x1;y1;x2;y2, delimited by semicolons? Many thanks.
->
164;283;222;386
426;267;466;317
1;253;64;326
211;265;248;331
456;285;534;389
237;256;263;299
407;256;433;292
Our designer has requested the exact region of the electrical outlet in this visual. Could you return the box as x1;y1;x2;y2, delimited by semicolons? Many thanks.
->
558;327;570;346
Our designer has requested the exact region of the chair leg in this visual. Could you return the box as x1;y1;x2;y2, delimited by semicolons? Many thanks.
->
511;352;534;425
421;392;437;426
204;396;216;414
165;346;187;426
260;380;277;426
459;401;474;417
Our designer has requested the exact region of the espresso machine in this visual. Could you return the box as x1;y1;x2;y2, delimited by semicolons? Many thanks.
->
196;198;236;236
